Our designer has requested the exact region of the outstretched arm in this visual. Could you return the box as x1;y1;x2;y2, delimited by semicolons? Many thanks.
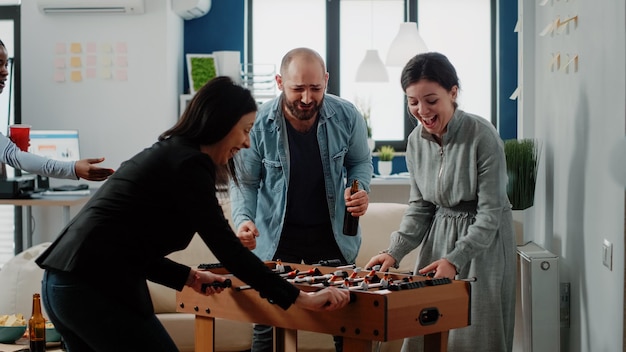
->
74;158;114;181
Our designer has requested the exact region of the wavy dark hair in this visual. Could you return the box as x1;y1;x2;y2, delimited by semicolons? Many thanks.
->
400;52;460;109
160;76;257;186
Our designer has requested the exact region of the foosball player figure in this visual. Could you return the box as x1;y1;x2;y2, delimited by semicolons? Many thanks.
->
342;278;352;289
359;276;370;290
281;268;299;279
348;267;361;282
365;269;377;280
380;273;390;288
275;259;285;273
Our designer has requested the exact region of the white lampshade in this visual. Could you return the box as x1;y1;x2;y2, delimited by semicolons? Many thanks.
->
386;22;428;67
355;49;389;82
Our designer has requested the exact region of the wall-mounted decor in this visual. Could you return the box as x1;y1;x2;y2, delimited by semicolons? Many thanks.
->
186;54;218;94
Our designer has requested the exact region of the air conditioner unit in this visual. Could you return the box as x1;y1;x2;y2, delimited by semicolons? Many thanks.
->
37;0;145;15
172;0;211;20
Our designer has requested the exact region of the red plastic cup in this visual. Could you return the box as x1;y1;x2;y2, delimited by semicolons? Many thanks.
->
9;124;31;152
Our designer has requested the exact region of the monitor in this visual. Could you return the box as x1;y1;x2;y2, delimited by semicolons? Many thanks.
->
28;129;81;161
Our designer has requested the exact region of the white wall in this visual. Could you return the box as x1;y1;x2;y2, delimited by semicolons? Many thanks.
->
519;0;626;350
20;0;184;242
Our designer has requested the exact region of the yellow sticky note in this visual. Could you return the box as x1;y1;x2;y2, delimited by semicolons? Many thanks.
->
100;68;112;79
70;71;82;82
70;56;82;68
101;56;112;67
101;43;112;53
70;43;82;54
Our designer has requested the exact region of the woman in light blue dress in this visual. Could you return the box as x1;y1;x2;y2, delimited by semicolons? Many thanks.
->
366;52;516;352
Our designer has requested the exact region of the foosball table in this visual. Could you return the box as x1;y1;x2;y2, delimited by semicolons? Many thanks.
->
176;261;471;352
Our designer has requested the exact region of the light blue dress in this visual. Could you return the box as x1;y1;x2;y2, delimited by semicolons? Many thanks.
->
0;133;77;179
386;109;516;352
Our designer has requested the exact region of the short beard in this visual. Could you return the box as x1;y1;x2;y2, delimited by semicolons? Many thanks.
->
283;94;323;121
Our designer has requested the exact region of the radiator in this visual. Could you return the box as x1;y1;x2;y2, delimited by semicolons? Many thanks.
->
517;241;560;352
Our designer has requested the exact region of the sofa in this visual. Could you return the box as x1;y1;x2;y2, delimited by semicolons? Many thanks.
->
0;201;418;352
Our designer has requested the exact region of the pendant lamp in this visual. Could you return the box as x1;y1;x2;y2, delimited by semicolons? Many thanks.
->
355;0;388;82
386;22;428;67
355;49;389;82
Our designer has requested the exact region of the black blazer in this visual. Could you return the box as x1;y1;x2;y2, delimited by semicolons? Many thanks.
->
36;136;299;314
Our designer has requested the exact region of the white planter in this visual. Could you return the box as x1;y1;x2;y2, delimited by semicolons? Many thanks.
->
512;207;533;245
378;160;392;176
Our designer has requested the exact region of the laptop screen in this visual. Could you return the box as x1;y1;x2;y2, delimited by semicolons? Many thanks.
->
28;129;81;161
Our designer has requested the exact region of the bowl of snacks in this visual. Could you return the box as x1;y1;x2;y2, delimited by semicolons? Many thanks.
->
45;322;62;343
0;314;27;343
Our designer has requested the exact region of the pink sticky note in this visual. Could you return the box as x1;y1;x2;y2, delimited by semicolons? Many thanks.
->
55;43;66;55
115;69;128;81
54;71;65;82
115;56;128;67
54;57;65;69
86;42;97;53
86;55;97;66
116;42;127;53
86;68;97;79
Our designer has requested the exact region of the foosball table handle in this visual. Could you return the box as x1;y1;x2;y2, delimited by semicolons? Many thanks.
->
201;279;233;293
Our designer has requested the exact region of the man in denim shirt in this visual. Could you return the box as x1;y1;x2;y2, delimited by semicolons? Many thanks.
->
229;47;373;352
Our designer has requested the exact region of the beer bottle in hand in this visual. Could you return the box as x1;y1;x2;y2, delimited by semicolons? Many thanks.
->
29;293;46;352
342;179;359;236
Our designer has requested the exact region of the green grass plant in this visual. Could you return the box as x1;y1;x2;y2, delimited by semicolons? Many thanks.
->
504;138;540;210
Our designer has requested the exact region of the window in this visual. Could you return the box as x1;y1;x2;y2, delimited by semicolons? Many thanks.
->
250;0;326;75
249;0;492;151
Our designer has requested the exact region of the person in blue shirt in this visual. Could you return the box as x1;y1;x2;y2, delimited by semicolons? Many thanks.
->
0;39;113;181
229;47;373;352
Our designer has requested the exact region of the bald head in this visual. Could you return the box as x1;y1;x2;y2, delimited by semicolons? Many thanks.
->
279;47;326;77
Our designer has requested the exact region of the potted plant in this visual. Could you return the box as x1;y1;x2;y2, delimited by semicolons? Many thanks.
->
504;138;540;245
377;145;395;176
504;138;540;210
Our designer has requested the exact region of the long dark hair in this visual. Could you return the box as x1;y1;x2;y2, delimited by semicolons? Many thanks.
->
160;76;257;186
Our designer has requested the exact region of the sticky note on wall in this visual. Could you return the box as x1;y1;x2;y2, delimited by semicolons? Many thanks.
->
70;71;82;82
70;57;82;68
70;43;82;54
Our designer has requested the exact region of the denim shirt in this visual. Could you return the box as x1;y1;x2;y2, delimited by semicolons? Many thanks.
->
229;94;373;263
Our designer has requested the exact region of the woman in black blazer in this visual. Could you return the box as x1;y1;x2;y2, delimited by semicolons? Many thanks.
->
36;76;350;352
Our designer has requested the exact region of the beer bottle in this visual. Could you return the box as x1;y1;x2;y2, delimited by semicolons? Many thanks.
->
28;293;46;352
342;179;359;236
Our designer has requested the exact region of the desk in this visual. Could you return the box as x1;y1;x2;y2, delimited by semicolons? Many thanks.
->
177;261;471;352
0;192;92;254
